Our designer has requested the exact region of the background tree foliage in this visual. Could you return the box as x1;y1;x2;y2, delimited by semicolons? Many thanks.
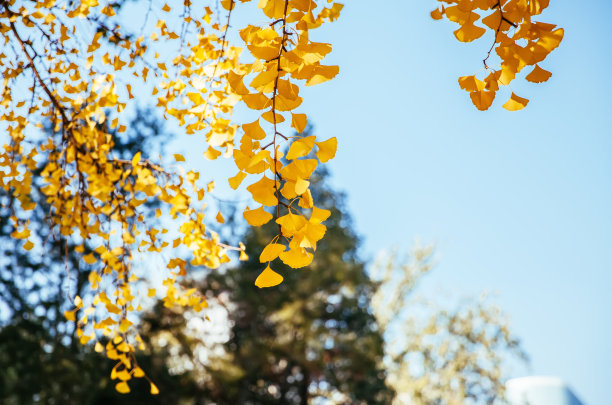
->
1;116;525;404
372;248;526;404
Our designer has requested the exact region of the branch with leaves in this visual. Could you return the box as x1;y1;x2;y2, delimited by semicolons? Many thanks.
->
0;0;343;394
431;0;563;110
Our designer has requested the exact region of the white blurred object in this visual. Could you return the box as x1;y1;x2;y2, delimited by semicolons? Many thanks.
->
506;376;584;405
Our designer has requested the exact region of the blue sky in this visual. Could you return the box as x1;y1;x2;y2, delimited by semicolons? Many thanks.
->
288;1;610;404
122;0;609;403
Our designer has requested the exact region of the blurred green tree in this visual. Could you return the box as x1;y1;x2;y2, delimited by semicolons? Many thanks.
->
139;161;395;404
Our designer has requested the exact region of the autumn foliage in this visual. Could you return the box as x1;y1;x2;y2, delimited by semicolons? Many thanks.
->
0;0;560;395
432;0;563;110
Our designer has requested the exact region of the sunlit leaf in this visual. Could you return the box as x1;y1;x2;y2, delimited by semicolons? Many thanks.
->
502;93;529;111
255;265;284;288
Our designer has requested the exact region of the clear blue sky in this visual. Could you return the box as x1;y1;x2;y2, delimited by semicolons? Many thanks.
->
290;1;609;404
125;1;609;403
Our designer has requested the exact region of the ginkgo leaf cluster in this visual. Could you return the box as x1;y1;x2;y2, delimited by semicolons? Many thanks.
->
432;0;563;110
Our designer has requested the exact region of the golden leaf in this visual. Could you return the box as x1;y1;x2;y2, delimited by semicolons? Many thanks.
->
315;137;337;163
216;211;225;223
469;90;496;111
255;265;284;288
228;71;250;96
243;206;273;226
431;7;444;20
286;136;316;160
291;113;307;133
458;75;485;92
246;176;278;206
502;93;529;111
309;206;331;224
260;243;286;262
279;247;313;268
305;65;339;86
243;119;267;140
115;382;130;394
525;65;552;83
229;171;247;189
261;109;285;123
243;93;272;110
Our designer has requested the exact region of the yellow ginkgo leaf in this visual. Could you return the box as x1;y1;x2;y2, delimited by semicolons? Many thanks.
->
133;367;145;377
250;70;277;92
246;176;278;206
537;28;564;53
228;171;247;189
430;7;443;20
484;71;500;91
454;22;486;42
310;206;331;224
173;153;185;162
291;113;307;133
243;206;273;227
131;151;141;167
305;65;339;86
502;93;529;111
525;65;552;83
458;75;485;92
115;382;130;394
242;93;271;110
119;318;132;333
150;382;160;395
445;6;477;25
255;265;284;288
227;70;250;95
216;211;225;224
315;137;337;163
286;136;316;160
260;243;286;262
277;80;300;100
261;109;285;124
116;369;131;381
279;247;313;268
204;146;222;160
469;90;496;111
242;120;267;140
275;94;303;111
299;189;314;209
276;212;307;235
294;177;309;195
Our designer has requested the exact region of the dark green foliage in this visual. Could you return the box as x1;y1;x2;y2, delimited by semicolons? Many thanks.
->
145;166;395;404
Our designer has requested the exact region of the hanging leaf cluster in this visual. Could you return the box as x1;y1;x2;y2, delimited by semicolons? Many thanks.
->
432;0;564;110
0;0;341;394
